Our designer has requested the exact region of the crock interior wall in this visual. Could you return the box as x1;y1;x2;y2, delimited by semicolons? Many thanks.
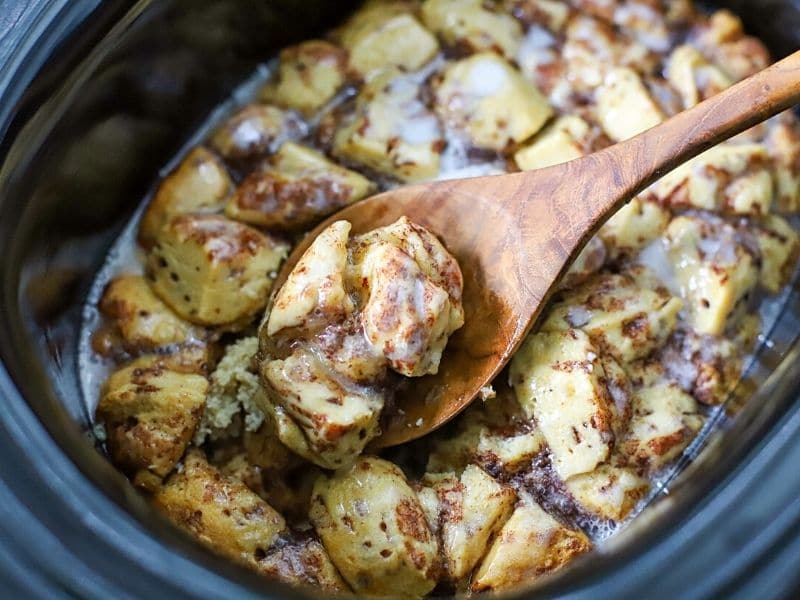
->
0;0;798;597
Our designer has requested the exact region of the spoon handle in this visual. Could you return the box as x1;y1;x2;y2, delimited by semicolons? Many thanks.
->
600;49;800;204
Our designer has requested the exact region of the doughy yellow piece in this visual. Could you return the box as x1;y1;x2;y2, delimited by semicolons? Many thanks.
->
596;67;664;142
471;493;591;592
510;329;615;480
434;52;553;152
226;143;375;230
422;0;522;58
147;214;288;326
310;456;439;597
338;1;439;77
97;356;207;490
333;70;444;182
620;382;704;472
665;215;759;336
138;147;232;247
566;464;650;521
99;275;202;352
418;465;515;580
154;451;286;567
260;40;349;116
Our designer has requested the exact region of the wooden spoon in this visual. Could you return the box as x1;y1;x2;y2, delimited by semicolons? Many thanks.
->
272;50;800;448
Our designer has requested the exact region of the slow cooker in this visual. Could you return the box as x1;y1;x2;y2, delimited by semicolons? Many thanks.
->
0;0;799;598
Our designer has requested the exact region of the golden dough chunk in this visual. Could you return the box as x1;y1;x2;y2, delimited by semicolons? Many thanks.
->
266;220;354;337
596;67;664;142
754;214;800;294
209;104;304;160
333;70;444;182
693;10;770;81
510;329;615;480
434;52;552;152
507;0;571;32
426;389;546;475
97;356;207;490
566;464;650;521
620;382;704;473
471;493;591;592
667;45;733;109
765;116;800;213
138;147;232;247
147;215;288;326
665;215;758;336
541;268;683;364
153;451;287;568
310;456;439;597
260;348;384;470
514;115;590;171
649;143;774;216
599;197;671;261
561;14;657;96
226;143;375;230
99;275;202;354
260;40;349;116
417;465;515;580
260;537;350;592
338;1;439;77
422;0;523;58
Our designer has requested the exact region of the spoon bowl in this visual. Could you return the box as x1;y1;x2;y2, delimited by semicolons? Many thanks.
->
272;50;800;447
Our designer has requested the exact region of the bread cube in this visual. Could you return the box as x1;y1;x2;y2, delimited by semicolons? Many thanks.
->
667;45;733;109
620;382;704;472
310;456;439;597
417;465;515;580
612;1;671;52
147;215;288;326
596;67;664;142
599;197;671;261
471;493;591;592
426;393;546;475
153;451;286;568
209;104;304;160
665;215;759;336
657;328;743;406
507;0;571;32
694;10;770;81
260;537;350;592
333;70;444;182
566;465;650;521
338;1;439;77
96;356;207;490
350;216;464;377
99;275;202;354
421;0;523;59
562;15;656;95
260;40;349;116
766;116;800;212
510;329;615;480
514;115;590;171
754;214;800;293
649;143;773;216
138;147;231;247
542;269;683;364
266;220;353;337
226;143;375;230
434;53;552;152
260;348;383;469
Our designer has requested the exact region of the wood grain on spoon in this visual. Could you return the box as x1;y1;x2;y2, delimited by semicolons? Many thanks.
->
272;50;800;448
